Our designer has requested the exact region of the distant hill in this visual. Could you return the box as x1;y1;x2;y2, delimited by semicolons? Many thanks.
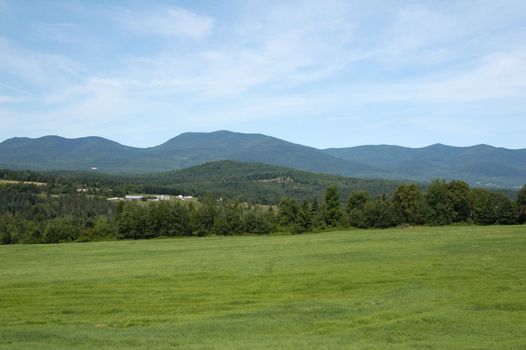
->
134;160;403;203
0;160;404;204
145;131;382;175
0;136;141;171
0;131;382;176
1;131;525;187
323;144;526;188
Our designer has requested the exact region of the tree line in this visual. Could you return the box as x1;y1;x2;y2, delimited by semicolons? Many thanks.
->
1;165;407;204
281;180;525;233
0;188;274;244
0;180;525;244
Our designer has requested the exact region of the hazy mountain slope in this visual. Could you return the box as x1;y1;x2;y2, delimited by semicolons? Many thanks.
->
146;131;383;175
0;136;142;171
0;131;381;176
1;131;524;187
324;144;526;187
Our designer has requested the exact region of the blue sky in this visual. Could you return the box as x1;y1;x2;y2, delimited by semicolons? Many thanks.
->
0;0;525;149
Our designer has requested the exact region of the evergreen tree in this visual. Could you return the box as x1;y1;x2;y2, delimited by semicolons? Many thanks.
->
278;197;299;227
195;195;217;235
324;185;342;227
295;201;312;233
518;185;526;224
311;199;326;229
214;201;243;235
311;198;319;216
117;203;150;239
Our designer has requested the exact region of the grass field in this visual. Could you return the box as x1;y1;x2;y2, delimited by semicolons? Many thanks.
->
0;179;46;186
1;226;525;349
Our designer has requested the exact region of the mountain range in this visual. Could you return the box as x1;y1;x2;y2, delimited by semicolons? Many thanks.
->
0;130;524;188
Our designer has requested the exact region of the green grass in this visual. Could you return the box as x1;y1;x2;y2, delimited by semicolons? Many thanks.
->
1;226;525;349
0;179;46;186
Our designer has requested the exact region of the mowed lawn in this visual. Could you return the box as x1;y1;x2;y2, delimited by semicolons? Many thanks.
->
1;226;525;349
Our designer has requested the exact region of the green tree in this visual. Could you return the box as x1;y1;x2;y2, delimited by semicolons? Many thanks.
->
426;180;455;225
311;199;327;229
278;197;299;227
348;208;367;228
44;216;79;243
294;200;312;233
195;195;217;236
5;215;42;244
447;180;472;222
518;185;526;224
345;191;369;228
471;189;517;225
117;203;150;239
0;215;12;244
363;199;398;228
347;191;369;213
243;208;272;234
80;215;117;241
214;201;243;235
325;185;342;227
393;184;427;224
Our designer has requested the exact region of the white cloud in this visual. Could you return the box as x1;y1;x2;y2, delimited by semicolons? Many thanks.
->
331;49;526;104
0;81;30;95
1;1;525;147
0;37;83;89
114;1;360;99
0;95;15;104
418;50;526;101
35;22;95;45
123;7;214;39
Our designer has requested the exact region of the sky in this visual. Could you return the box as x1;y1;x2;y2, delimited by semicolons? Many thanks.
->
0;0;525;149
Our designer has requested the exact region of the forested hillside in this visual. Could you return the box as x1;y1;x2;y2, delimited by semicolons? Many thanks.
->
324;143;526;187
0;161;404;204
0;131;379;176
1;164;525;245
1;131;524;187
134;161;403;203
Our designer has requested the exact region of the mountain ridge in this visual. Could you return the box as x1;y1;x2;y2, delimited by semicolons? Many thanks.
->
3;133;524;152
1;131;525;187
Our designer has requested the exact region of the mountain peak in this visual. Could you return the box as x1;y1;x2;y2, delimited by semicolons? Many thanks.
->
0;131;524;187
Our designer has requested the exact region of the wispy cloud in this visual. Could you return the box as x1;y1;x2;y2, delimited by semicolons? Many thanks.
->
324;49;526;104
0;37;83;89
0;81;31;95
0;95;15;104
0;1;525;147
111;1;360;99
418;50;526;101
122;6;214;39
